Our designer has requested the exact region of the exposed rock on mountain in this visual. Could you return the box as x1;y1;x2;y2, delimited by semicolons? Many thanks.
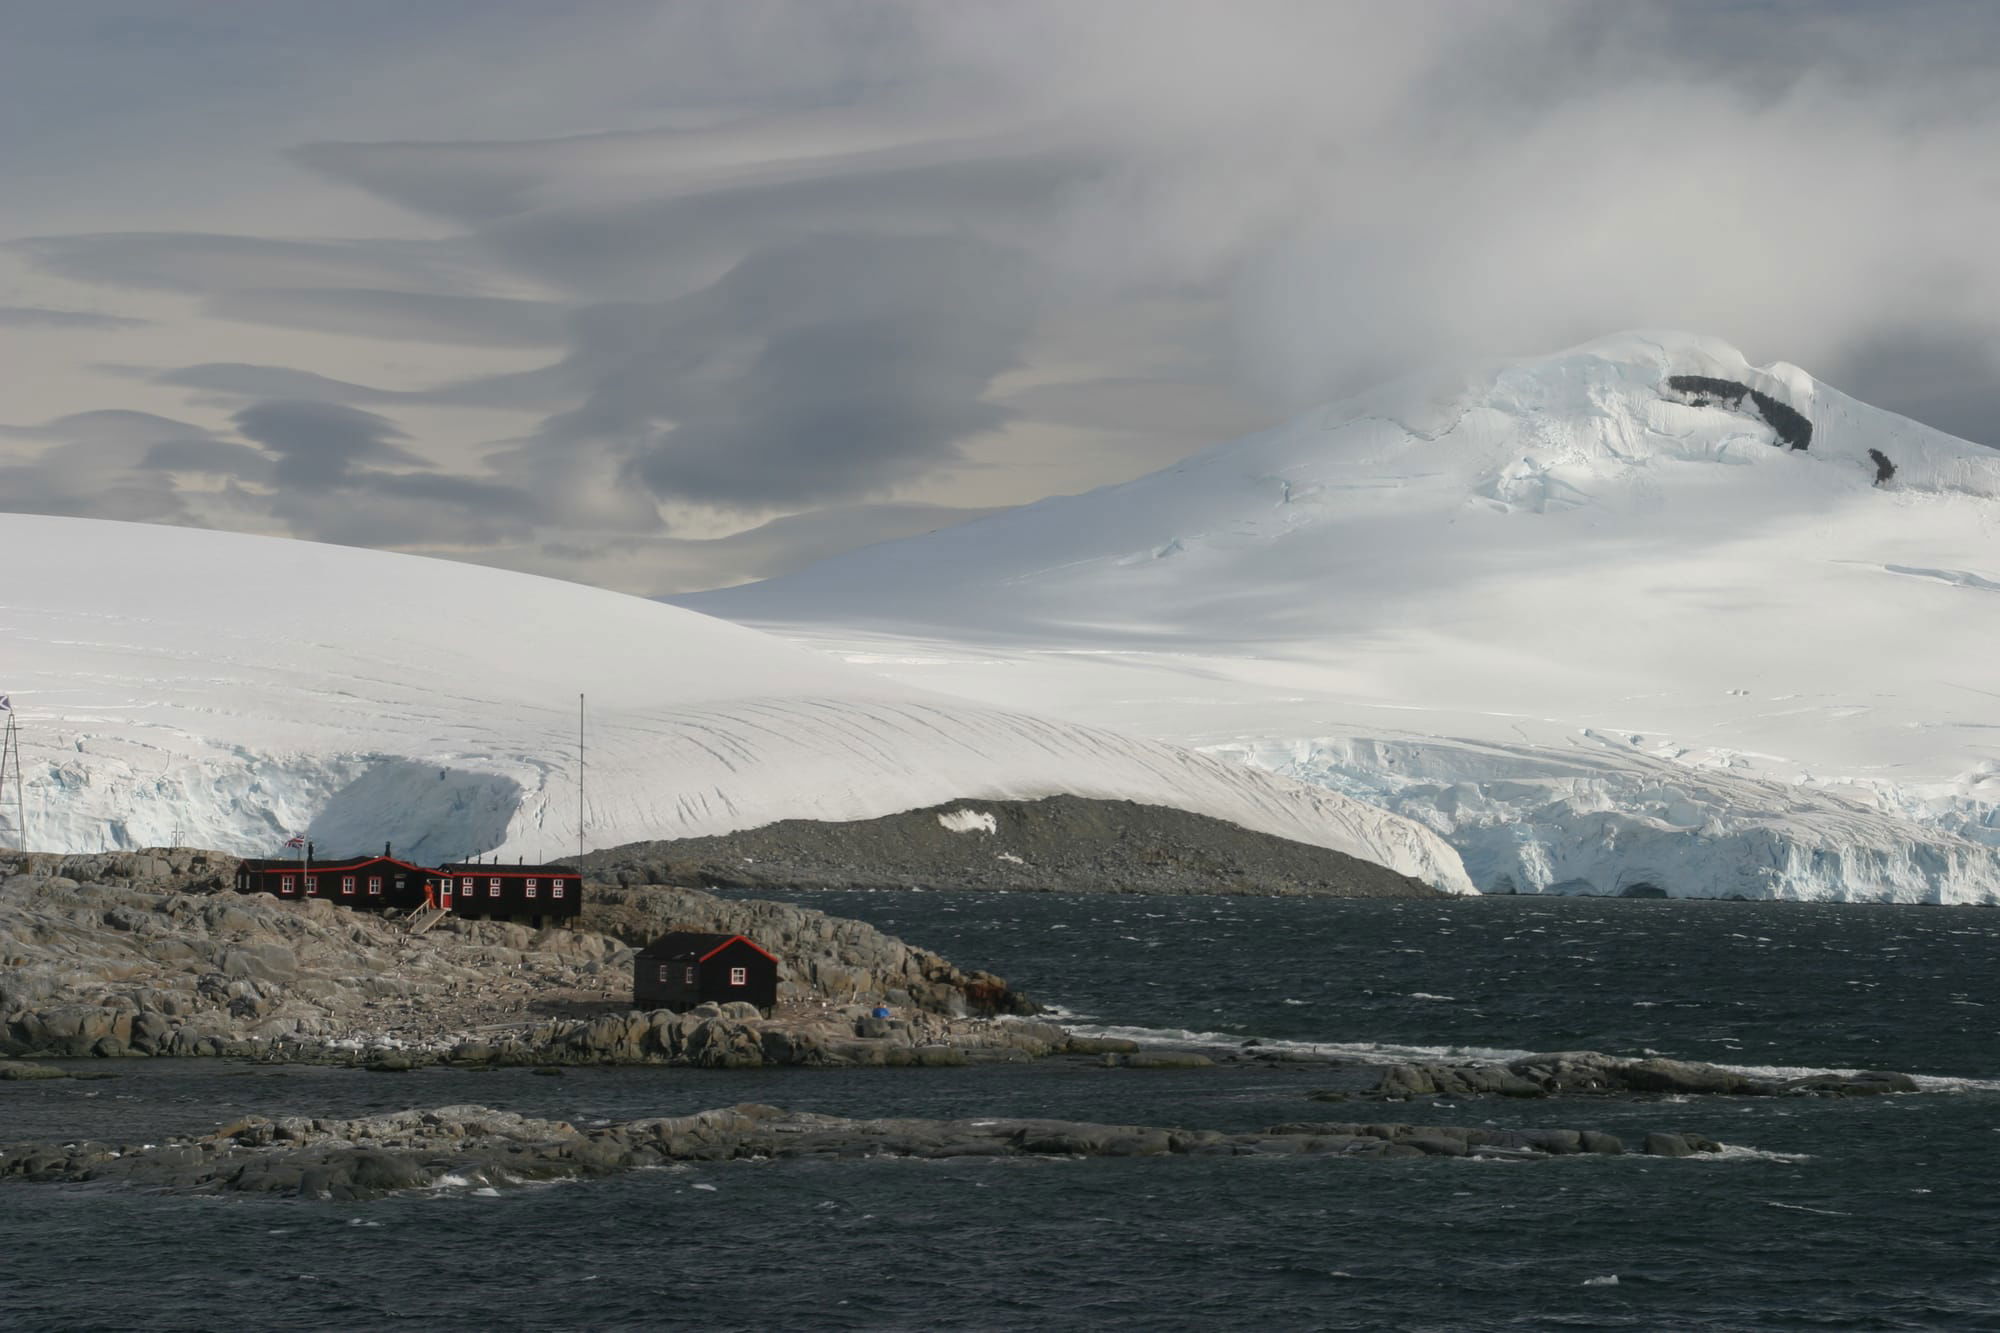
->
581;795;1442;898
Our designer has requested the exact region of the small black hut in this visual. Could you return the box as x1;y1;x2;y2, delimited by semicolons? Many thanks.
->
634;932;779;1013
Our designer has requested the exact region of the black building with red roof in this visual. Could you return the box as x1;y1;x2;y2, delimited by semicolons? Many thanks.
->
437;861;583;922
634;932;779;1013
234;848;439;913
235;844;582;924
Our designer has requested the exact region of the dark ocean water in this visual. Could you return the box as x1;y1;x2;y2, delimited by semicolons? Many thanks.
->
3;895;1997;1332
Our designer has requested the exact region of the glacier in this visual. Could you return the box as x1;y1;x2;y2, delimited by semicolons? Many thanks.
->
686;331;2000;904
0;513;1469;891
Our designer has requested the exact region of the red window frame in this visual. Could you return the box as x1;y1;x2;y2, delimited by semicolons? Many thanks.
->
368;876;382;896
279;874;295;894
341;876;356;896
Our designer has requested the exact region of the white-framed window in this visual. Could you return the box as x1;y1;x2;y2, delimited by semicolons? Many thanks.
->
341;876;356;896
729;967;747;987
394;877;405;892
279;875;295;893
488;878;501;898
461;877;474;892
657;964;669;982
305;877;319;894
552;881;566;899
525;878;539;899
684;965;695;984
368;877;382;896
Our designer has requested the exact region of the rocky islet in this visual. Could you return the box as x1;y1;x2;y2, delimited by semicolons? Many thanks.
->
0;1101;1730;1201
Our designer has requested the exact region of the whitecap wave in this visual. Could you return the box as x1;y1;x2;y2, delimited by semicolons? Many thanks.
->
1707;1144;1814;1164
1059;1018;1998;1089
1062;1021;1538;1065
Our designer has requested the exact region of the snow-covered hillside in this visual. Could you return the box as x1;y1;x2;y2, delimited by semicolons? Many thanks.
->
686;332;2000;904
0;514;1468;891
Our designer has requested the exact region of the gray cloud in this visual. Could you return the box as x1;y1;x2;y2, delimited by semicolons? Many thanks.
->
0;304;148;330
9;0;2000;594
10;232;466;296
205;287;568;347
2;408;218;446
232;400;425;486
1817;326;2000;448
139;438;277;483
566;232;1038;507
153;363;407;405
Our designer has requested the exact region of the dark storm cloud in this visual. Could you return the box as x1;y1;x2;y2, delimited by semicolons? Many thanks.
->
223;399;547;547
515;231;1035;508
0;304;148;330
139;438;277;482
232;400;425;486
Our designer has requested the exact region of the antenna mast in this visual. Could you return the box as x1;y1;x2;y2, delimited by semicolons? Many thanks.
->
0;701;22;852
576;688;584;868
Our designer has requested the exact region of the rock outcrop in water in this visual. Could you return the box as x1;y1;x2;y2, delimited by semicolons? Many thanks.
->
581;795;1443;898
0;1102;1729;1199
0;849;1035;1063
1344;1052;1919;1100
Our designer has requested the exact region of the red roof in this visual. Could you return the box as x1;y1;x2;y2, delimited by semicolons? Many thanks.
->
697;934;780;964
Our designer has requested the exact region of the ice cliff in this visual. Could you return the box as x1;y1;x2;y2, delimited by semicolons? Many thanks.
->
0;514;1468;892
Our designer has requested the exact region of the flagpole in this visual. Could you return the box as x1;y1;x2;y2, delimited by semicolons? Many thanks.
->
577;692;585;866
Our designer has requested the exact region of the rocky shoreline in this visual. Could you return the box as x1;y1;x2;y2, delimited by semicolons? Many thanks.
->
0;847;1038;1066
0;1101;1734;1200
0;847;1934;1094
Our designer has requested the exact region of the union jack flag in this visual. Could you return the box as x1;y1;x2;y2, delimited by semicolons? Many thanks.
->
0;695;10;711
282;834;305;849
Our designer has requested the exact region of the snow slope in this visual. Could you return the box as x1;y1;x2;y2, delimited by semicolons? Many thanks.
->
0;514;1468;890
686;332;2000;904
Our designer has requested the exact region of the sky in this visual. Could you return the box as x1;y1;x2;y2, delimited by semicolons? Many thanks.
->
4;0;2000;596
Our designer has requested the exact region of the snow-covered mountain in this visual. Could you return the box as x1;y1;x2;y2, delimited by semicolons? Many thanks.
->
685;332;2000;904
0;514;1468;890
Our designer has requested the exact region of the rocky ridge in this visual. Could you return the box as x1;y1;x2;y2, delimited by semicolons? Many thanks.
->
581;795;1443;897
0;1101;1731;1200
